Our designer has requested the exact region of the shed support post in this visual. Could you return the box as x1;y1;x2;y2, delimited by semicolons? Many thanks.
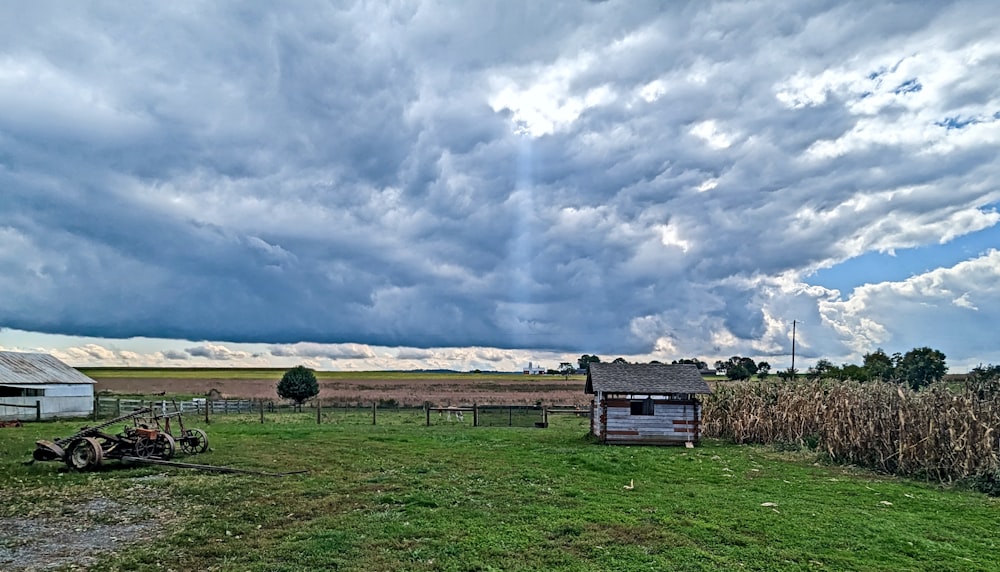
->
694;400;701;444
35;400;41;422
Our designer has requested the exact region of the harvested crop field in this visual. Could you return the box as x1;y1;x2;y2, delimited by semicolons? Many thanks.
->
94;374;592;407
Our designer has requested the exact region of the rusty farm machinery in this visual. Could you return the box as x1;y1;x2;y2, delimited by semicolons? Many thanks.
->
32;406;210;471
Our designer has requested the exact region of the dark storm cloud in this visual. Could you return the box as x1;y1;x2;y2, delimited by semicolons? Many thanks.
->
2;1;999;365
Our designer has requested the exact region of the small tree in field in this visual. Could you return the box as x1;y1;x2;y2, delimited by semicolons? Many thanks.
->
558;362;575;379
277;365;319;410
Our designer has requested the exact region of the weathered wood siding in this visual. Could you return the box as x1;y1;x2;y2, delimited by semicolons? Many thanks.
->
600;399;701;445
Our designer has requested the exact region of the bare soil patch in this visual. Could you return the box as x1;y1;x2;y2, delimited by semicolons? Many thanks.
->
0;495;165;571
95;376;592;407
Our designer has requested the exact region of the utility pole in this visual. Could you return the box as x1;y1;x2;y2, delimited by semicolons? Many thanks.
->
791;319;797;376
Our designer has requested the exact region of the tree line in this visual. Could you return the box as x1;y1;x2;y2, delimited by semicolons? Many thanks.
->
715;347;951;391
573;346;963;391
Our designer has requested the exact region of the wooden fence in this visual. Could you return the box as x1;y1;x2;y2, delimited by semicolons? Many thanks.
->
94;397;256;417
91;397;590;428
0;400;41;422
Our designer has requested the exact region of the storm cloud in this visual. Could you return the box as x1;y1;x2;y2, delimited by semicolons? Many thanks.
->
2;1;999;370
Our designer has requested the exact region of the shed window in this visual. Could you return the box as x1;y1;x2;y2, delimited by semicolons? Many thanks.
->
0;386;44;398
630;397;655;416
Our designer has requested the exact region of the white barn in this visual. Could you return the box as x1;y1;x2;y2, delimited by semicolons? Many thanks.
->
586;362;712;446
522;362;546;375
0;352;95;420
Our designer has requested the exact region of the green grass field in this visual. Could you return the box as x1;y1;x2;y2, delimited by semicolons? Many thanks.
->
1;412;997;571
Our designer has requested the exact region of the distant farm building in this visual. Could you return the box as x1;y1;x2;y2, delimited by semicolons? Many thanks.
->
586;362;711;446
0;352;95;420
522;362;546;375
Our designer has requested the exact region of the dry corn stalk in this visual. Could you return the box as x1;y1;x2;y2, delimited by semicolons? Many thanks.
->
702;379;999;483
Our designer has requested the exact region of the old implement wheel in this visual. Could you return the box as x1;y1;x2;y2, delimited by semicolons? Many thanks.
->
180;428;209;455
33;440;66;463
133;436;156;458
156;433;176;460
66;437;104;471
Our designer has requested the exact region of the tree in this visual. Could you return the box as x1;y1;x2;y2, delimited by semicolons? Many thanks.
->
807;359;836;381
558;362;575;379
896;347;946;390
756;361;771;381
612;357;628;364
722;356;758;381
277;365;319;409
578;354;601;371
841;363;869;382
777;367;797;381
968;363;1000;399
863;349;895;382
673;358;708;370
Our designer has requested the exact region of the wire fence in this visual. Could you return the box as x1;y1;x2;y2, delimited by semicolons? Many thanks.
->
92;396;591;428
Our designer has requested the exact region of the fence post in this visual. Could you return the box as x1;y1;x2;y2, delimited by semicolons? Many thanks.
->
425;402;431;426
317;400;322;425
116;399;122;417
509;406;513;427
372;401;377;425
473;403;479;427
543;406;548;427
93;396;99;421
205;400;211;425
35;400;41;422
260;399;265;424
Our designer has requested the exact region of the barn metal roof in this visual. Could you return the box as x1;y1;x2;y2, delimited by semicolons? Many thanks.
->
0;352;95;385
585;362;711;395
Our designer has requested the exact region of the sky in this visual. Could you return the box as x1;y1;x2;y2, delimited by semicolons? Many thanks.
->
2;1;999;373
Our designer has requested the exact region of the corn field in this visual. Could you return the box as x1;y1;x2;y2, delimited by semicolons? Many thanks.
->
702;380;1000;484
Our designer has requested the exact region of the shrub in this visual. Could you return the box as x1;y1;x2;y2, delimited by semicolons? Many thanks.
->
277;366;319;407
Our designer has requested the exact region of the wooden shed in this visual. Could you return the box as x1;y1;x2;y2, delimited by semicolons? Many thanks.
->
586;362;711;446
0;352;95;421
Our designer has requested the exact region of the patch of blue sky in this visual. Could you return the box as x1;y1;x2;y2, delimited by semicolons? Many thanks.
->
892;78;922;94
808;219;1000;298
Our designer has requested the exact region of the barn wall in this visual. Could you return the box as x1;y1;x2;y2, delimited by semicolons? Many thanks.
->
37;383;93;397
0;384;94;420
600;399;701;445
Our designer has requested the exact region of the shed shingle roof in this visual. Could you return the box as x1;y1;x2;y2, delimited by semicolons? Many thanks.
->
0;352;95;385
585;362;711;395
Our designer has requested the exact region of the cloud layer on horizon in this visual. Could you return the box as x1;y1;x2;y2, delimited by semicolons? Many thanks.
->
2;1;999;370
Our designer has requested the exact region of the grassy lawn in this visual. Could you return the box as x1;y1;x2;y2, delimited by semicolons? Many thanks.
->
1;413;996;571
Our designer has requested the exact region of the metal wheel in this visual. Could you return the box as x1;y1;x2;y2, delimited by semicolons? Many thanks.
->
33;440;66;462
133;436;156;458
180;428;209;455
66;437;104;471
156;433;176;459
